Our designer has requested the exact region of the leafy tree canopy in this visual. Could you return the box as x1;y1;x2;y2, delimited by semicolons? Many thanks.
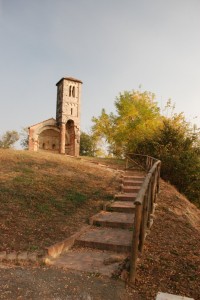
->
132;108;200;207
91;90;200;206
80;132;96;156
92;90;162;156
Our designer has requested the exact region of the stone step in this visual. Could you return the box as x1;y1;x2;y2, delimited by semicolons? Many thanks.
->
124;170;143;175
108;201;135;213
123;175;145;181
90;211;134;229
46;249;127;277
122;180;143;186
75;227;132;253
115;193;137;201
122;185;141;193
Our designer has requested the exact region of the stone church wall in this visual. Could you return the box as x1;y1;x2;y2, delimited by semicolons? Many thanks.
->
28;77;82;156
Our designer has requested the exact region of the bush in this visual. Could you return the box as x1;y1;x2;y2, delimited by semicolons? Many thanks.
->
135;117;200;207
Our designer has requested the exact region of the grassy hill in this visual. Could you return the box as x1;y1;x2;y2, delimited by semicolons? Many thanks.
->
0;149;200;299
0;149;120;253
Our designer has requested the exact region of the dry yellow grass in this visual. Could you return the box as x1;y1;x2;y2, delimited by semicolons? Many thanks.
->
0;149;121;253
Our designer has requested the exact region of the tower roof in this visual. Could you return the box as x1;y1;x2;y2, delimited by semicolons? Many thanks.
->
56;77;83;86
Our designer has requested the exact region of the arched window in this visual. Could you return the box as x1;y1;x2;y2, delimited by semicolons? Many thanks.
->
66;119;74;129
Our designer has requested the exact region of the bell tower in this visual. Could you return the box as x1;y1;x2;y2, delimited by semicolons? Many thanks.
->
56;77;82;156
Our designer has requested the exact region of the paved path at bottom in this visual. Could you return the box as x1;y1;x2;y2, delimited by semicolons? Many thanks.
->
0;264;140;300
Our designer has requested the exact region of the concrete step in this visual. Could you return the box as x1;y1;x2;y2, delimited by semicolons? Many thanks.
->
75;227;132;253
90;211;134;229
46;249;127;277
108;201;135;213
122;185;141;193
115;193;137;201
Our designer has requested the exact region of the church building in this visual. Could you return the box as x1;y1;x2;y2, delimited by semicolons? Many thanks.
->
28;77;82;156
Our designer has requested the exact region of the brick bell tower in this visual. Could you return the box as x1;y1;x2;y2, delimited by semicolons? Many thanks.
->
56;77;82;156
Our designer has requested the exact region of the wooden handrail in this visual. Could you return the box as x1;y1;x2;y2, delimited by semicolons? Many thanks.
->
128;154;161;284
125;155;146;171
125;153;159;172
134;160;161;205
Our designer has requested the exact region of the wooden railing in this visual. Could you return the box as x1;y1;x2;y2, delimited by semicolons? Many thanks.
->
125;153;158;172
125;153;161;284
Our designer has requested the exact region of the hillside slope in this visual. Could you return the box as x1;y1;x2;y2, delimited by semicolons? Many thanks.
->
0;150;119;253
134;179;200;300
0;150;200;299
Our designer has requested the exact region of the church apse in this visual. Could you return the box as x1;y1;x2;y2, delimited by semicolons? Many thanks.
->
38;128;60;151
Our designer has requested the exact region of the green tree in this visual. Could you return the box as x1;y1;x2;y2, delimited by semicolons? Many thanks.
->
80;132;96;156
92;90;162;156
156;116;200;206
135;114;200;206
0;130;19;149
92;90;200;206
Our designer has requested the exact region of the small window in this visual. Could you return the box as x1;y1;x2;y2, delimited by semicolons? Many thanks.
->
69;86;72;97
52;144;56;150
71;108;73;115
42;143;45;149
72;86;75;97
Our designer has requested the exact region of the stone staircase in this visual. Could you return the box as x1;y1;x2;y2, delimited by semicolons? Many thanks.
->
46;169;145;277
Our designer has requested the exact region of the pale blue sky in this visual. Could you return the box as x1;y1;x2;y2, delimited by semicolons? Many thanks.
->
0;0;200;138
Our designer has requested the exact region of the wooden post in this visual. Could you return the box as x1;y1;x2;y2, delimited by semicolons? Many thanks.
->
146;156;149;170
129;204;142;284
125;158;128;170
147;178;153;227
151;172;156;207
139;193;148;253
157;163;161;193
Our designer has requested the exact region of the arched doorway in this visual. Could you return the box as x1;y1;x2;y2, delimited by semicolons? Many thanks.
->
66;120;75;155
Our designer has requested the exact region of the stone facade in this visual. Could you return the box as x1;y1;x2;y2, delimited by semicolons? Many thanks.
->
28;77;82;156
